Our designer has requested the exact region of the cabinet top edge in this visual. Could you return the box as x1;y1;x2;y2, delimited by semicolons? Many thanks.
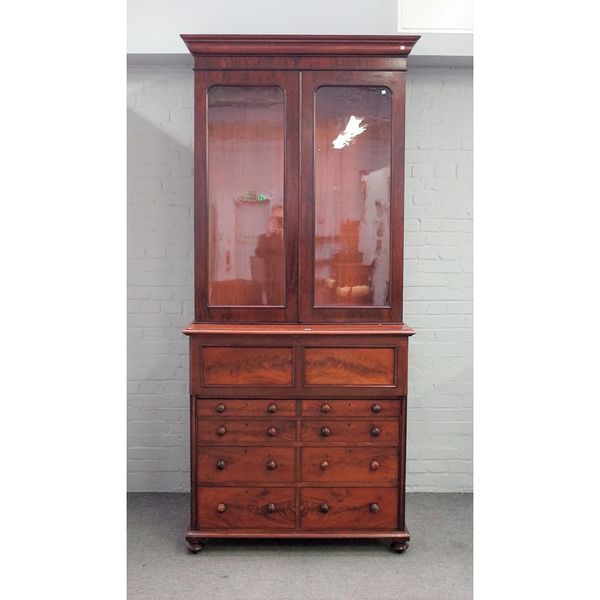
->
180;34;420;57
182;323;416;336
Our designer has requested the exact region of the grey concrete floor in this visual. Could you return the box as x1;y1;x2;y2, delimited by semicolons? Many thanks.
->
128;492;472;600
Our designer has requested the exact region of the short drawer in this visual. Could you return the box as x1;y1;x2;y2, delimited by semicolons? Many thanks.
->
302;399;399;418
301;447;398;483
301;419;398;445
197;447;295;484
197;419;296;444
300;487;397;530
197;398;296;418
197;487;295;529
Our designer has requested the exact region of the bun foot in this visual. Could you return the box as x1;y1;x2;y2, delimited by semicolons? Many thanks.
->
186;538;205;553
390;541;409;553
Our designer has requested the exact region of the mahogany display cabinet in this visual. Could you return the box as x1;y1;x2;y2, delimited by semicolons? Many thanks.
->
180;34;419;553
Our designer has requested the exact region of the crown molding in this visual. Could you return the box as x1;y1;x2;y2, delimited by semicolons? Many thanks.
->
180;34;420;57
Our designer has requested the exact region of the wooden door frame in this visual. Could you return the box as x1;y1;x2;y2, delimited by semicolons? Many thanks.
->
299;70;406;323
194;70;300;322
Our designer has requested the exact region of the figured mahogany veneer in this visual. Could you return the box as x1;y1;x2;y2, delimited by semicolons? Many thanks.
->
301;448;398;483
300;487;398;530
302;399;400;418
182;34;417;553
197;419;296;445
189;332;410;397
197;487;296;529
201;347;293;386
197;447;296;484
304;348;395;386
301;419;399;445
197;399;296;418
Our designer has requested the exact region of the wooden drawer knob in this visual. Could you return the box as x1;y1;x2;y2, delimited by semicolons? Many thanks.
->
371;403;382;414
266;459;278;470
267;403;278;414
267;426;277;437
369;503;380;513
215;403;226;413
320;403;331;413
216;459;227;470
266;503;277;513
216;503;226;513
320;460;329;471
320;426;331;437
370;426;381;437
216;425;227;436
370;459;380;471
320;503;330;513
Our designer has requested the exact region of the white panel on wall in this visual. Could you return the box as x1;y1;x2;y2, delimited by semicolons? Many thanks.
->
398;0;473;32
396;0;473;56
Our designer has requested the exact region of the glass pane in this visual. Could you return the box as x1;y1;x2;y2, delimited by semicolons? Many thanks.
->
314;86;392;307
207;86;285;306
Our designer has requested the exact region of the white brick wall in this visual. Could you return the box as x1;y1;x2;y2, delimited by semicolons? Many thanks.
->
127;65;473;492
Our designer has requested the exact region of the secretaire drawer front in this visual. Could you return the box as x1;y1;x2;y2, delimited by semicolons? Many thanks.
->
301;448;398;483
201;346;294;386
301;419;399;445
300;487;398;530
197;447;295;484
197;398;296;418
302;399;400;418
198;487;295;529
189;335;408;397
197;419;296;445
303;347;395;386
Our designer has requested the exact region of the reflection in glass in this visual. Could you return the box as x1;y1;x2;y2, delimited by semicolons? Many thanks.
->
207;86;285;306
314;86;392;307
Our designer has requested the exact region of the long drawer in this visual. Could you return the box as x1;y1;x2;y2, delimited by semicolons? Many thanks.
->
300;487;398;530
301;447;398;483
197;487;295;529
197;447;295;484
197;486;398;531
301;419;399;445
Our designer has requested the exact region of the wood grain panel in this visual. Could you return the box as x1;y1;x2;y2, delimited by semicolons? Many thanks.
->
202;346;293;385
301;448;398;483
304;347;395;385
300;487;397;529
197;447;295;484
197;419;296;445
191;56;408;71
196;398;296;418
302;399;399;418
301;419;398;445
198;487;295;529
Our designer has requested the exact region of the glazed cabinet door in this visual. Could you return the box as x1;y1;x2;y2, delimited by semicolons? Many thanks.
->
194;71;299;322
299;71;406;323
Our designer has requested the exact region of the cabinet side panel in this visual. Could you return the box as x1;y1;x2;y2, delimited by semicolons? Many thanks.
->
190;393;198;530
